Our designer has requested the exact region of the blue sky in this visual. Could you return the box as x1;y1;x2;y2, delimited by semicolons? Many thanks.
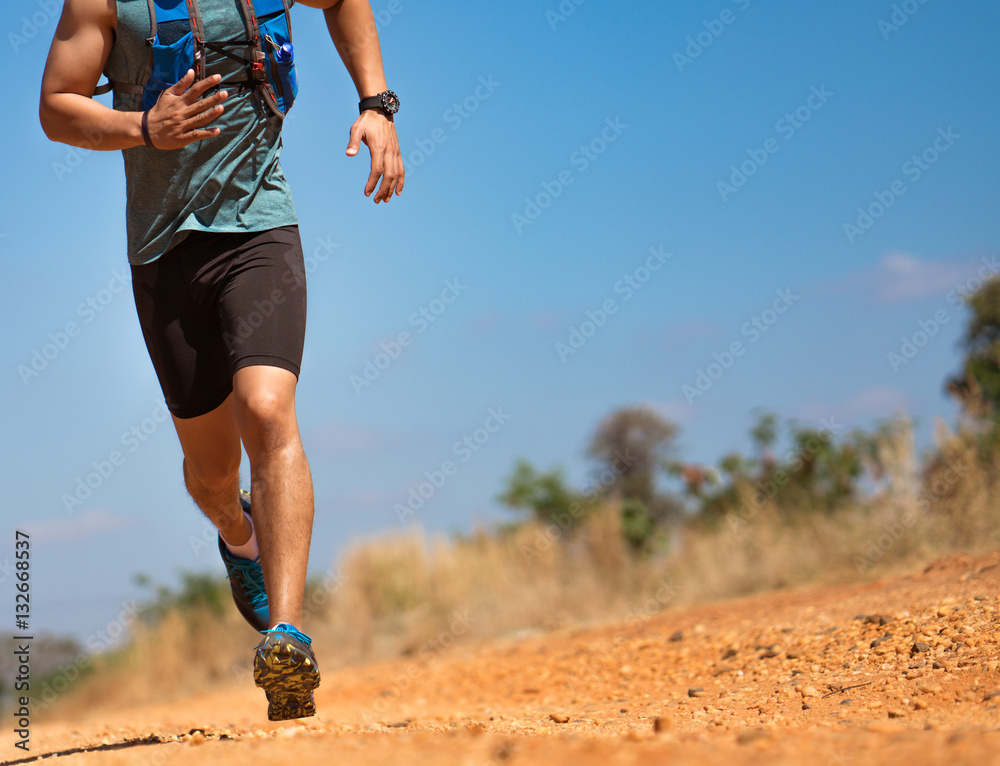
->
3;0;1000;643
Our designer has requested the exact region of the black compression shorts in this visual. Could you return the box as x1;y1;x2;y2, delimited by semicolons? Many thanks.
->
131;225;307;419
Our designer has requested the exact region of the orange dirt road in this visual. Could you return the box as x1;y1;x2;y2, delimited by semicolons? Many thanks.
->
10;553;1000;766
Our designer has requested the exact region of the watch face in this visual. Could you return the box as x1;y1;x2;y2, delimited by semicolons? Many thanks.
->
380;90;400;114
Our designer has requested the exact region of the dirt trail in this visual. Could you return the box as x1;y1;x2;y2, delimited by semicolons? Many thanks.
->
10;552;1000;765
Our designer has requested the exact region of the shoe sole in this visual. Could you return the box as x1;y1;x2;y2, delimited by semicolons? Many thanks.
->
254;638;320;721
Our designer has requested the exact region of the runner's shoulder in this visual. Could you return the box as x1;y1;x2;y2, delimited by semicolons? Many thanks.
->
59;0;117;33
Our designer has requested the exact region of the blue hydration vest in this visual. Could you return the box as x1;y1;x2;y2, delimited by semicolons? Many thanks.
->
97;0;296;119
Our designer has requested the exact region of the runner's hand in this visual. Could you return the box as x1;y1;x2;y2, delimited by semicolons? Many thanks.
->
145;70;228;150
346;109;404;203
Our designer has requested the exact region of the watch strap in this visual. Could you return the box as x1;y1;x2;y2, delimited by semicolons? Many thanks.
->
359;95;384;114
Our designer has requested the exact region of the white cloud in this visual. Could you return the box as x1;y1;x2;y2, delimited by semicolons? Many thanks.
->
839;387;911;421
26;508;128;544
871;252;976;304
794;387;911;426
645;398;697;426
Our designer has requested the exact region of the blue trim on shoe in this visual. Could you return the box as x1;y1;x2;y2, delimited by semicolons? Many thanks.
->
260;623;313;645
218;490;270;631
223;551;269;609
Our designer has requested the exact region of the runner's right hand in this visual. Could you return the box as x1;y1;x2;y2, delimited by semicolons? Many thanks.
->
145;70;228;149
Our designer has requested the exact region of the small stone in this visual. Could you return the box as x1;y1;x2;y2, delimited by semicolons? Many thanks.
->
802;703;812;710
887;709;906;719
796;685;821;698
387;721;409;728
911;642;931;654
688;688;707;698
188;732;206;746
863;614;891;626
914;699;929;710
983;690;1000;702
932;660;948;670
722;647;738;659
549;713;570;724
936;607;951;618
669;631;683;642
653;716;672;733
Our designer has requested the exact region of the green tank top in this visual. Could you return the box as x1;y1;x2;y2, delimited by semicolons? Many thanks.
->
104;0;298;265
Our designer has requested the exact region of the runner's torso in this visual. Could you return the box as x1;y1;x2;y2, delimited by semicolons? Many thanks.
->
104;0;298;265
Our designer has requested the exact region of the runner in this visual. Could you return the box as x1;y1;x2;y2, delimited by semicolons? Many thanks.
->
39;0;403;720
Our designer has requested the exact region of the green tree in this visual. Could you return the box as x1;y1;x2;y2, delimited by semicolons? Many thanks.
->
947;275;1000;417
497;459;582;528
587;405;684;549
587;406;677;504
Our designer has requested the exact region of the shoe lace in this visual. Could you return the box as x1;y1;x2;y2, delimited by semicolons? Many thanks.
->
261;623;313;644
228;556;268;609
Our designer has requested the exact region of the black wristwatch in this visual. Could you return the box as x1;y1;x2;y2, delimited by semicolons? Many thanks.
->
359;90;400;115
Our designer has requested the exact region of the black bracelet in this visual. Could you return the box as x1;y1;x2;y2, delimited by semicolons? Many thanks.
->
141;110;156;149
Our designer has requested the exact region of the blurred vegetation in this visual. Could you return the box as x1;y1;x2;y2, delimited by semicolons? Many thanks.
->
28;274;1000;718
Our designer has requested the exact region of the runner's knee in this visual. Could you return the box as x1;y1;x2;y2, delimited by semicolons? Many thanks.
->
236;388;298;456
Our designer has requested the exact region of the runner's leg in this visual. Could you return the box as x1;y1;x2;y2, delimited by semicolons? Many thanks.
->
231;365;314;628
170;394;249;547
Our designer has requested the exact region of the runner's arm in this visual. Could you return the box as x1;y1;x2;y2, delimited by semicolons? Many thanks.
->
40;0;228;150
297;0;404;202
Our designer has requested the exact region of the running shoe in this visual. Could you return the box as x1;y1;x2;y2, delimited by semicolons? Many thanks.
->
217;489;270;631
254;623;321;720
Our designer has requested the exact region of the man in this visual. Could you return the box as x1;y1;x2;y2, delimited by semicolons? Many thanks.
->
39;0;403;721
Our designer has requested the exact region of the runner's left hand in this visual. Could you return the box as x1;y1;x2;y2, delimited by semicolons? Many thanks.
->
346;109;404;203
